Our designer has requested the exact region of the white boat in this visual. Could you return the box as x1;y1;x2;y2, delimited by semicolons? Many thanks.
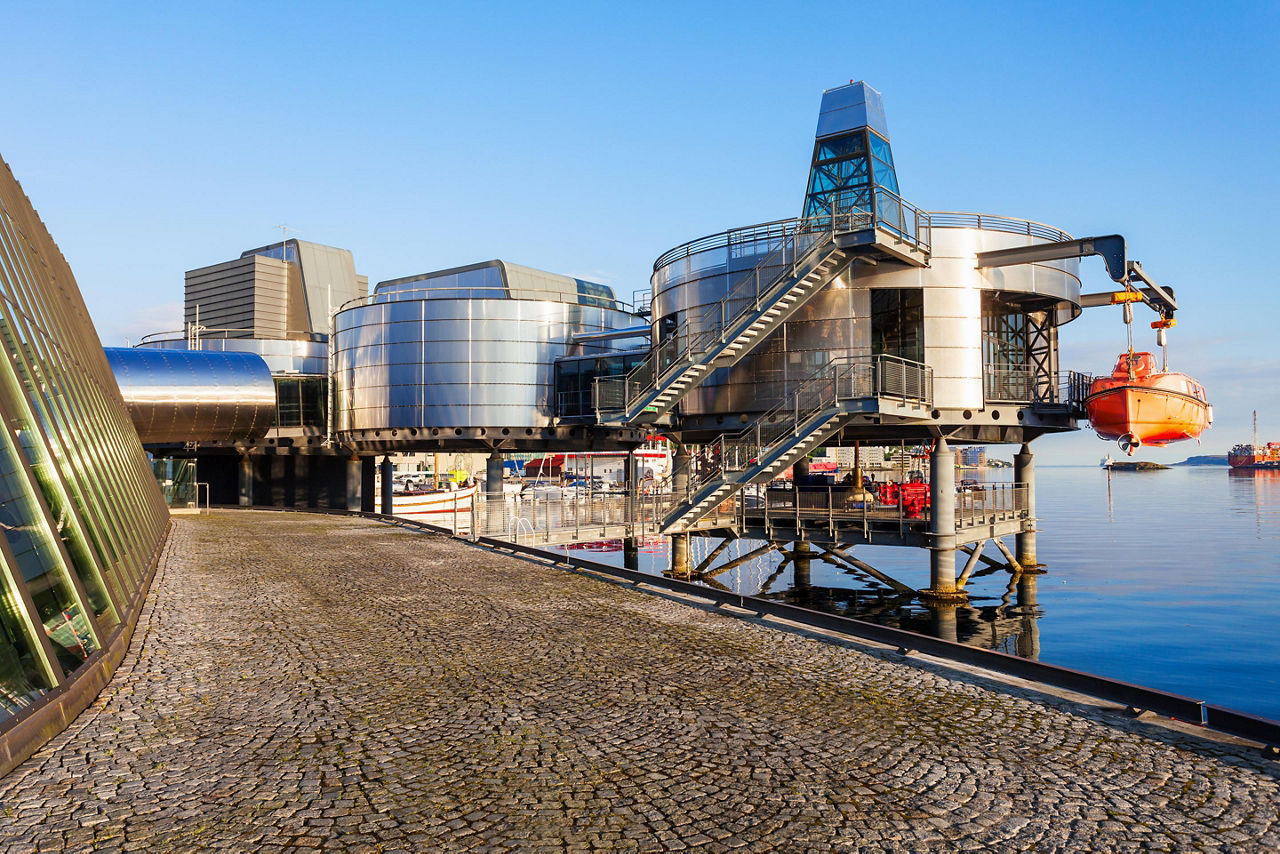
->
389;482;479;521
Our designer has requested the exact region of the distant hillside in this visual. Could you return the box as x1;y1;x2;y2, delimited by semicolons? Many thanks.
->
1173;455;1229;466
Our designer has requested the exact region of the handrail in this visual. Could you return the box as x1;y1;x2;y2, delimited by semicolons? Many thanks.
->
653;211;1069;275
600;216;838;417
335;285;638;315
927;212;1073;243
678;354;933;504
138;327;325;344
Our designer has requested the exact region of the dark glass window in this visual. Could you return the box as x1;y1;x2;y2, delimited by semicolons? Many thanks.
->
273;378;326;428
871;289;923;364
982;294;1032;401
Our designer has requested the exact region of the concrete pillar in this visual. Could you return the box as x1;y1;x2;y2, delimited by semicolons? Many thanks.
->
1016;571;1041;659
379;456;394;516
345;456;362;512
925;437;960;600
672;444;691;498
792;541;812;591
792;455;810;482
1014;443;1038;567
237;454;253;507
670;444;692;576
930;603;959;644
670;534;691;576
485;450;505;535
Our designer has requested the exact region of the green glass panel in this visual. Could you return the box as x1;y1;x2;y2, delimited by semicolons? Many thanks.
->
0;427;97;674
0;574;50;721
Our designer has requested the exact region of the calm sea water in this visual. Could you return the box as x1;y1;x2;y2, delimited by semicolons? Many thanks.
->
565;465;1280;720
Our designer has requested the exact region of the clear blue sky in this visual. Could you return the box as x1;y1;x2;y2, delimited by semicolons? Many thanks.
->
2;1;1276;462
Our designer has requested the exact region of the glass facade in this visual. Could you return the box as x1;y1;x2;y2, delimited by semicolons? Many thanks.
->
802;128;901;221
0;156;169;741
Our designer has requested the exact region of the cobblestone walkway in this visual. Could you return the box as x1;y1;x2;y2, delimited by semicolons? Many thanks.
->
0;512;1276;851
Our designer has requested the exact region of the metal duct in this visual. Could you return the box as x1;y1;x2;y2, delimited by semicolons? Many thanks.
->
105;347;277;444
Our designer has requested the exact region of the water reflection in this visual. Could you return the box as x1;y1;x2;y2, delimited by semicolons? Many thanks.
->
564;465;1280;720
1227;467;1280;540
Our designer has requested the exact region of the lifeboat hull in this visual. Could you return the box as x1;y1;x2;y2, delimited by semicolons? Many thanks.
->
1085;381;1210;450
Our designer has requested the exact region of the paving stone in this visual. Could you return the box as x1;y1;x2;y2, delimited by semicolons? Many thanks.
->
0;511;1275;851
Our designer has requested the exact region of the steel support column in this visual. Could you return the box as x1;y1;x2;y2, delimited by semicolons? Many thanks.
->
237;453;253;507
486;450;505;536
345;456;363;512
623;448;638;561
1015;443;1038;567
924;437;962;600
670;445;691;575
380;456;394;516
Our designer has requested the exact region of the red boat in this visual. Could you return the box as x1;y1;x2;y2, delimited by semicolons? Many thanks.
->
1084;352;1212;455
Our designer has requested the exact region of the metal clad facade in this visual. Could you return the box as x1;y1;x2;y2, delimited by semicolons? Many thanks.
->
0;155;169;767
105;348;277;444
185;255;289;338
652;218;1081;416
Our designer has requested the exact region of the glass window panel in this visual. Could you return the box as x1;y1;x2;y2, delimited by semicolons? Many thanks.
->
868;132;894;166
0;427;97;674
871;289;924;365
275;378;301;427
0;576;50;721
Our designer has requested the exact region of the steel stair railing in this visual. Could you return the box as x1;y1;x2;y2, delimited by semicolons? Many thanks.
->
595;214;853;423
661;354;932;532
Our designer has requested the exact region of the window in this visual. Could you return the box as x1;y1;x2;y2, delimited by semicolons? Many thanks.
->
871;289;923;364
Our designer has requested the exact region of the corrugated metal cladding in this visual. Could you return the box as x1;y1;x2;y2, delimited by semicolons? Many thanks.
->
185;255;289;338
0;155;169;771
185;240;367;340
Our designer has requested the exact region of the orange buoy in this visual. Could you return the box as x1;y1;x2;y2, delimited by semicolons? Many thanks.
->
1084;352;1212;454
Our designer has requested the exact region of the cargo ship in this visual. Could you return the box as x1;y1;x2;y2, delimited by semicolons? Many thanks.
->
1228;411;1280;469
1228;444;1280;469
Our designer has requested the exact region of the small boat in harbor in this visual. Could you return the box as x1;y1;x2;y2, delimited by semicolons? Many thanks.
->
389;482;479;522
1084;351;1211;455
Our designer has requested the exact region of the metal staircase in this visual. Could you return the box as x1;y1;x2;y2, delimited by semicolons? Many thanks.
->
594;203;931;426
661;354;934;533
593;225;845;425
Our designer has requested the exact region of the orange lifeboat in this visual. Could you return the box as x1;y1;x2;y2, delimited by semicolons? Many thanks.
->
1084;352;1212;454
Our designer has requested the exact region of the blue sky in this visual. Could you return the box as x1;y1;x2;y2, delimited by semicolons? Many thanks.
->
1;1;1276;462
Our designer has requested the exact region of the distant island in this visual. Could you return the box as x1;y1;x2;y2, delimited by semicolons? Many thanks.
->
1172;455;1229;466
1105;461;1169;471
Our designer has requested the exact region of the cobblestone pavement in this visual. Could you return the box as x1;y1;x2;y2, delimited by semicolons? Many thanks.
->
0;512;1277;852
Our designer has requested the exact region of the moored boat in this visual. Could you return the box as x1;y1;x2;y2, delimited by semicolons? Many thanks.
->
1084;352;1211;455
390;482;479;521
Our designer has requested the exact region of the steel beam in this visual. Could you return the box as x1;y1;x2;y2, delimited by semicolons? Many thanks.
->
976;235;1128;281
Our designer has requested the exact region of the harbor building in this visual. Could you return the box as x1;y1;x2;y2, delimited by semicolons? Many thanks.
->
114;80;1179;601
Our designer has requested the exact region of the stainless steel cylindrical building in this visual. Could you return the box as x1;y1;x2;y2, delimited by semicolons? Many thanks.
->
105;347;277;444
332;260;643;446
651;213;1082;427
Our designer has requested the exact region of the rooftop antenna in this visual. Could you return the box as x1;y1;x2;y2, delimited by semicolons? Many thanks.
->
274;223;291;261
